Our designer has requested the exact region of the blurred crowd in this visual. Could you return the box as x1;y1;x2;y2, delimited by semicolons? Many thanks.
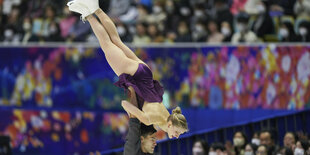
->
1;0;310;44
192;130;310;155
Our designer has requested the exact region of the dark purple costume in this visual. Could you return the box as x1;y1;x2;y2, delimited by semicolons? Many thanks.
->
114;63;164;109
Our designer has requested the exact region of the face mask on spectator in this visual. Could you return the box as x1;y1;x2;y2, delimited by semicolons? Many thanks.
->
209;151;217;155
234;138;245;147
257;4;266;14
153;6;162;14
237;23;247;32
221;27;231;36
251;138;260;145
4;29;13;38
23;22;31;31
279;28;289;38
294;148;304;155
193;147;204;155
195;25;205;33
194;10;204;18
117;26;126;37
180;7;190;16
244;151;254;155
299;27;307;36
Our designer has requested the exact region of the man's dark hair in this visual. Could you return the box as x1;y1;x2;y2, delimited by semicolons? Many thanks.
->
210;142;226;151
141;124;156;138
260;128;277;143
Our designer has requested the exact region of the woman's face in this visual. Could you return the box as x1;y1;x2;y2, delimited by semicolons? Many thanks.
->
208;21;218;33
192;141;205;155
256;146;267;155
148;25;157;36
167;122;186;139
233;132;245;147
245;144;253;152
136;24;146;35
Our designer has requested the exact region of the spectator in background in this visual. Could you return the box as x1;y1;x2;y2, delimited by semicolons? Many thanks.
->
175;21;192;42
2;0;22;15
221;21;233;42
2;6;22;43
250;0;275;40
294;0;310;17
269;0;297;16
117;3;139;24
165;31;177;43
244;0;262;15
147;23;164;43
116;22;133;43
213;0;234;27
244;143;258;155
207;20;224;43
176;0;192;22
67;17;91;42
295;140;309;155
136;4;150;23
0;4;4;41
259;129;278;155
192;4;209;26
278;21;298;42
21;17;39;43
209;142;227;155
108;0;132;18
232;12;258;43
233;131;247;155
283;132;297;149
31;4;62;42
147;1;166;30
296;21;310;42
25;0;48;18
230;0;247;15
256;144;268;155
276;147;294;155
59;6;78;41
251;131;261;146
192;139;209;155
192;21;208;42
133;22;150;44
164;0;180;32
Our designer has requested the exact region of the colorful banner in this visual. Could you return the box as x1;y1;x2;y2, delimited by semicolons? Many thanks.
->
1;45;310;110
0;109;129;154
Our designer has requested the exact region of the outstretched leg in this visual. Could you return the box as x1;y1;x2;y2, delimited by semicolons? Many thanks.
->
94;9;144;64
87;15;139;76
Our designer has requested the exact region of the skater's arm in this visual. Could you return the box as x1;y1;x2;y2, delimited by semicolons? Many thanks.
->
121;100;151;126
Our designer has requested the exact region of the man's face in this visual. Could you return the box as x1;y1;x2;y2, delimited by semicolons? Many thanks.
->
141;133;157;153
260;132;273;146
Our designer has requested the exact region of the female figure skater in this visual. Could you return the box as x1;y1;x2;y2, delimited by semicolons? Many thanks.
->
67;0;188;138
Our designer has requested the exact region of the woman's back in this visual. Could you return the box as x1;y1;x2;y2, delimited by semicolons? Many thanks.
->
142;102;170;131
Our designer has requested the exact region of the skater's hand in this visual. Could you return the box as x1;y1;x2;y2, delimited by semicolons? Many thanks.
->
124;107;136;118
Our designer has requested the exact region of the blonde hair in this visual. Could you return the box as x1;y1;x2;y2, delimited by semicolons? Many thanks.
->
167;107;188;131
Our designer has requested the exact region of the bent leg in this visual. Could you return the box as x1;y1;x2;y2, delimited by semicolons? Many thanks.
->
87;15;139;76
94;9;144;63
